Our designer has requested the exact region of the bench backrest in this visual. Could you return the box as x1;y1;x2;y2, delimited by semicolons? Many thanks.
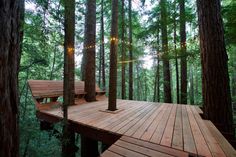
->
28;80;105;99
28;80;106;110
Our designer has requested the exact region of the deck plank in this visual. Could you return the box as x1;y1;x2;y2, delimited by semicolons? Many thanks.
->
141;104;169;141
93;101;144;128
100;150;123;157
115;140;173;157
104;102;149;131
150;104;173;144
190;106;226;157
160;104;177;147
108;145;148;157
172;105;183;150
120;136;189;157
124;104;160;136
186;105;212;157
205;120;236;157
182;105;197;154
117;104;156;134
132;104;164;139
108;102;153;132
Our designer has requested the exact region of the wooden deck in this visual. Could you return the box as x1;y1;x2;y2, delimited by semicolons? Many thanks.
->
36;99;236;157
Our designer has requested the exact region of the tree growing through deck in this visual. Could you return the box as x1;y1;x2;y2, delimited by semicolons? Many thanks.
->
108;0;119;111
62;0;75;156
197;0;234;137
160;0;172;103
81;0;99;156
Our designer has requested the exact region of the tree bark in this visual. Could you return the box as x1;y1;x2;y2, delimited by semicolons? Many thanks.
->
174;1;179;104
180;0;187;104
121;0;126;99
108;0;119;111
62;0;75;156
153;29;160;102
197;0;233;135
0;0;21;156
98;0;105;90
189;66;194;105
84;0;96;101
161;0;172;103
128;0;133;100
101;0;105;91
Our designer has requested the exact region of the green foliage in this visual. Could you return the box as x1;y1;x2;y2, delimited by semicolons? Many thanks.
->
19;0;236;156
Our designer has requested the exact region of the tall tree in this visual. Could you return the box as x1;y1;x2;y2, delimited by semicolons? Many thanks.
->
121;0;126;99
197;0;233;135
180;0;187;104
84;0;96;101
62;0;75;156
108;0;119;111
128;0;133;100
153;27;160;102
0;0;21;157
99;0;106;90
160;0;172;103
174;0;180;104
81;0;99;156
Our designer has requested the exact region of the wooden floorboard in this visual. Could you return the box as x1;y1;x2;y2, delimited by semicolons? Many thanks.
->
132;104;164;139
160;104;177;147
182;105;197;154
186;105;212;157
100;150;123;157
140;104;167;141
120;136;189;157
150;104;173;144
172;104;183;150
35;99;235;157
190;106;226;157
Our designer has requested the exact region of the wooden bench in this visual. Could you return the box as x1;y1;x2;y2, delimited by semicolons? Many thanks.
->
28;80;106;110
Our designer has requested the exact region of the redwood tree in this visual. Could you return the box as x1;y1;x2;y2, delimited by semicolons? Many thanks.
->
62;0;75;156
128;0;133;100
121;0;126;99
108;0;119;111
99;0;105;90
197;0;233;135
180;0;187;104
0;0;21;156
160;0;172;103
84;0;96;102
81;0;99;156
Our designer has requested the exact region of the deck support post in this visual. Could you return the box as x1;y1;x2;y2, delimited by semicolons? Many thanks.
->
62;126;77;157
81;135;99;157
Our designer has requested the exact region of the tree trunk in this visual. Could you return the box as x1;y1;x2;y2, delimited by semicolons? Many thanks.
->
84;0;96;101
180;0;187;104
121;0;126;99
189;66;194;105
174;1;180;104
81;1;99;156
197;0;233;136
99;0;105;90
62;0;75;156
0;1;20;156
108;0;119;111
154;29;160;102
161;0;172;103
101;0;106;91
128;0;133;100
